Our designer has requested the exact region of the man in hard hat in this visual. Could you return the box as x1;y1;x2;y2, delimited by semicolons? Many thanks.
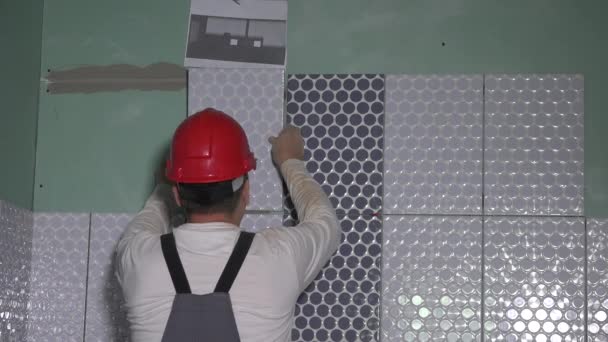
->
115;108;340;341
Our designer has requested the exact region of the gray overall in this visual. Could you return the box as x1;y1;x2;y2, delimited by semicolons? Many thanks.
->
160;231;255;342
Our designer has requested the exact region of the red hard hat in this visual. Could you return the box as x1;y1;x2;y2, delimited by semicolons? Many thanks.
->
166;108;256;183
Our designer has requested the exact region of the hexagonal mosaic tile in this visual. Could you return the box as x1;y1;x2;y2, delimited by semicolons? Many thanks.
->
484;217;585;341
588;218;608;341
285;74;384;341
27;213;90;342
0;200;33;341
85;214;133;342
188;67;285;212
382;215;482;342
290;213;381;342
384;75;483;215
484;74;584;216
286;74;384;218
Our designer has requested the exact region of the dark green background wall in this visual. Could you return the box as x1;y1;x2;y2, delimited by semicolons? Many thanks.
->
3;0;607;216
0;0;44;210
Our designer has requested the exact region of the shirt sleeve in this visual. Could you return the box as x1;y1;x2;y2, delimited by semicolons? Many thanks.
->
273;159;341;290
115;184;172;282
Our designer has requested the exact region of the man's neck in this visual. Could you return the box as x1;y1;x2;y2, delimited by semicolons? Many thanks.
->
188;212;240;226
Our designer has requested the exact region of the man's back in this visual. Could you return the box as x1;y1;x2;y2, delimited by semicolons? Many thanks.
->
119;223;303;341
116;158;341;342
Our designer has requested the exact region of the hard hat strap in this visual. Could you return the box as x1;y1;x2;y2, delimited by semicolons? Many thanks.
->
231;176;245;192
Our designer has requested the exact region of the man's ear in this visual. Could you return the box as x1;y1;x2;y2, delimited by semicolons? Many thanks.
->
242;179;250;207
172;185;182;207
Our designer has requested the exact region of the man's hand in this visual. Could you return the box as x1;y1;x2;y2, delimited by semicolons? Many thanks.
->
268;125;305;166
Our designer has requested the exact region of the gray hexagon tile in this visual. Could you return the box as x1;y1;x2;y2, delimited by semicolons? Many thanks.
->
289;213;381;342
27;213;90;342
188;67;284;212
286;74;384;218
484;217;585;342
484;74;584;216
382;216;482;342
384;75;483;215
85;214;133;342
0;200;33;341
588;218;608;341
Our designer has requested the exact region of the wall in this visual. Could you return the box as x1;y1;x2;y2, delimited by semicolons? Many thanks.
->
0;200;33;340
0;0;44;209
32;0;608;216
33;0;189;213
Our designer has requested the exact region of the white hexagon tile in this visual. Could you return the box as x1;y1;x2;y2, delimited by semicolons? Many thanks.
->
484;217;586;342
384;75;483;215
382;216;482;342
240;213;284;233
85;214;133;342
27;213;90;342
0;200;33;341
484;74;584;216
188;68;285;212
588;218;608;341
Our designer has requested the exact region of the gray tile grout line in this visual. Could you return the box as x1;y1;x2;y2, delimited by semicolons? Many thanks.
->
82;212;93;342
382;212;586;219
481;73;486;342
584;216;588;342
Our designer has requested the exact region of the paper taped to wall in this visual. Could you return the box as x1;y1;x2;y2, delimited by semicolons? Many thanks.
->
185;0;287;69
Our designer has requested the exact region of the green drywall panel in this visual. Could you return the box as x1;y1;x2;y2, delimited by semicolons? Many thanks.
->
40;0;189;69
0;0;44;210
33;89;185;212
35;0;608;216
34;0;189;212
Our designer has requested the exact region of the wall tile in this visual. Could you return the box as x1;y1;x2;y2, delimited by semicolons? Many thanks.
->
0;200;33;341
588;218;608;341
382;215;482;341
85;214;132;342
289;213;381;342
188;68;285;212
484;74;584;215
286;74;384;218
484;217;585;341
27;213;89;342
384;75;483;215
285;74;384;341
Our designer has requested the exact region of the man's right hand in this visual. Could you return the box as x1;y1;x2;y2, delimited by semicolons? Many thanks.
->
268;125;305;166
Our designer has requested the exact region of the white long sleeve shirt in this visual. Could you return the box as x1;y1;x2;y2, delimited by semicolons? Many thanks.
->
115;159;341;342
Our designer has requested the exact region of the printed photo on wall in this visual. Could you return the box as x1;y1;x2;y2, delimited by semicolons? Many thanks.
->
185;0;287;69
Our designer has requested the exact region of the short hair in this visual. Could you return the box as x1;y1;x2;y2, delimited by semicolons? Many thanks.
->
177;174;248;215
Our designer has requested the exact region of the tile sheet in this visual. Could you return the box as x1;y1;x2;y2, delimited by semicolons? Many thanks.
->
384;75;483;215
588;218;608;342
484;74;584;215
0;200;33;341
286;74;384;341
484;217;586;342
85;214;132;342
27;213;90;342
382;216;482;341
188;67;285;212
291;214;382;342
286;74;384;218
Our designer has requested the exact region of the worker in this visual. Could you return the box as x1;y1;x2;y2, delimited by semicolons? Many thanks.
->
115;108;341;341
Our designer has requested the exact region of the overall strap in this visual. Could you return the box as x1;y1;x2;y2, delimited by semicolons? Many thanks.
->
160;233;192;294
214;232;255;293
